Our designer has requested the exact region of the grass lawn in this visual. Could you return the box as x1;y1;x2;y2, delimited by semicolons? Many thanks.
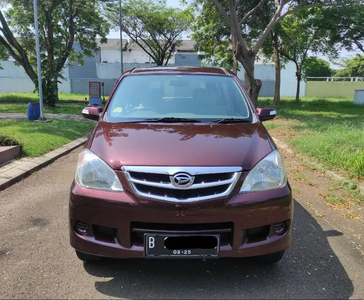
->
0;119;95;157
0;92;92;115
0;92;87;103
0;103;86;115
260;97;364;179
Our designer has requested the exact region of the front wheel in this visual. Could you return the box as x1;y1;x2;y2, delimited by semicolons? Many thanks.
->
254;250;285;264
76;250;102;262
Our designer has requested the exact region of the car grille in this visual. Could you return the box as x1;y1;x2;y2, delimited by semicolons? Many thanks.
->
123;166;242;203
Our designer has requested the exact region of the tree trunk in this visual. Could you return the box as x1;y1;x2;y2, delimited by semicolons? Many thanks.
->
272;32;281;105
242;54;261;108
231;35;238;75
250;79;262;107
295;66;301;102
232;56;238;75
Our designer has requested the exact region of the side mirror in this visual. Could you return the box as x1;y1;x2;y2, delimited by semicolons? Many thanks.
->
256;107;276;122
82;106;103;121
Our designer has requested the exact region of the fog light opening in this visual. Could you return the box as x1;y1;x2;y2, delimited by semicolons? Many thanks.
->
273;222;287;236
74;221;89;235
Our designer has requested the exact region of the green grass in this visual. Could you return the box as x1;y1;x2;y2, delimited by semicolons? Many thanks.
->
260;97;364;178
0;92;88;103
0;103;86;115
324;195;348;207
0;92;105;115
0;119;95;157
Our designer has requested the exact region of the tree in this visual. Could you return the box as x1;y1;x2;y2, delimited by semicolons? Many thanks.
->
304;57;333;79
335;55;364;78
191;1;234;71
0;0;110;106
106;0;192;66
250;1;285;105
278;10;337;102
203;0;355;107
323;3;364;53
0;44;8;69
192;0;284;104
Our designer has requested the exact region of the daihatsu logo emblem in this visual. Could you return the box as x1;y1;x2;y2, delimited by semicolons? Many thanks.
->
171;173;194;188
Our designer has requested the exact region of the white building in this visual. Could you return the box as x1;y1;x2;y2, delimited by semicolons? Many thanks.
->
0;38;304;97
97;39;197;65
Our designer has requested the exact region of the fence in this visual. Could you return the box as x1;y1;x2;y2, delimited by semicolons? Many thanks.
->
306;80;364;98
307;77;364;82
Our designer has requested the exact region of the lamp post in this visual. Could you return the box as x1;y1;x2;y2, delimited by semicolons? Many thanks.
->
119;0;123;74
33;0;45;121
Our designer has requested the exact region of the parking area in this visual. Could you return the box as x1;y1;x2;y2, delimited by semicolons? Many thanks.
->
0;148;363;299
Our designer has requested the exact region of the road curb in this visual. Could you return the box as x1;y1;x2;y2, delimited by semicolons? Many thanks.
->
0;135;88;191
273;137;364;195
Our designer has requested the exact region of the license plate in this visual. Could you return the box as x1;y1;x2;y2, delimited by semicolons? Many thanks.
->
144;234;220;258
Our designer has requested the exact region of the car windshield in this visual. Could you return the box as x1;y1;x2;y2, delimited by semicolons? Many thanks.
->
105;74;251;123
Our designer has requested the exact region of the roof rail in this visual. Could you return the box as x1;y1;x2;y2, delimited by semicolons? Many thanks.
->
129;67;137;74
220;67;229;75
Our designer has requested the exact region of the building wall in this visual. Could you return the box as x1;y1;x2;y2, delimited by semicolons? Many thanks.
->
306;81;364;98
238;64;275;97
1;58;306;98
71;79;118;95
280;62;306;97
0;61;71;93
68;44;100;79
96;62;161;79
175;54;201;66
237;62;306;98
101;48;176;64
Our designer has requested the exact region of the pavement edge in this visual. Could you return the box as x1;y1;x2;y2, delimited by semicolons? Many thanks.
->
0;135;88;191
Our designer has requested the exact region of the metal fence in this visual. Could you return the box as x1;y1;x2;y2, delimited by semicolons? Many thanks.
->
307;77;364;82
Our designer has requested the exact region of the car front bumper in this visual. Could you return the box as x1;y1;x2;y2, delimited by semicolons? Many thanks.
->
69;182;293;259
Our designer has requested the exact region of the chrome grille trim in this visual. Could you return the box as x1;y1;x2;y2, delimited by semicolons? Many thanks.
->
122;166;242;175
122;166;242;203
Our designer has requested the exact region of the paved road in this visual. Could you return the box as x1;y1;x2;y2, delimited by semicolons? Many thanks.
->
0;148;363;299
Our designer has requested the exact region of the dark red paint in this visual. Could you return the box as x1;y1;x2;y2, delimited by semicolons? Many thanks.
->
69;67;292;260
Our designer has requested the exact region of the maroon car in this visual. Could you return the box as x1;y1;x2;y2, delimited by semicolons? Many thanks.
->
70;67;292;264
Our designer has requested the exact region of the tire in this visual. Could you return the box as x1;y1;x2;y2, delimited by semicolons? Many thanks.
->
254;250;285;264
76;250;102;262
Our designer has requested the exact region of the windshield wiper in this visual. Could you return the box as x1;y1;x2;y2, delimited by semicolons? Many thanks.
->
211;118;251;124
126;117;201;123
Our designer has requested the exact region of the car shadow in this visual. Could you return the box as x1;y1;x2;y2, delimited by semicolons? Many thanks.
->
83;201;354;299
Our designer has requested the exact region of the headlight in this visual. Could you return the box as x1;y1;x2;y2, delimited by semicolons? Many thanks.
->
75;149;124;192
240;150;287;192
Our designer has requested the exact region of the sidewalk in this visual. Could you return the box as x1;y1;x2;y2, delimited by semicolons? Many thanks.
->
0;113;89;121
0;136;88;191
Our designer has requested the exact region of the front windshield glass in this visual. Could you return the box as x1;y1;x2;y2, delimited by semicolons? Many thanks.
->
105;74;251;123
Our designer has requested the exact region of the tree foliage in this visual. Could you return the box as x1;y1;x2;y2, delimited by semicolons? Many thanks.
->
192;0;357;106
278;9;337;101
191;0;233;70
335;55;364;77
304;57;333;79
322;3;364;53
105;0;192;66
0;0;110;106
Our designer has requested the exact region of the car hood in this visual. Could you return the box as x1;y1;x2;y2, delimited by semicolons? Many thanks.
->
89;122;274;170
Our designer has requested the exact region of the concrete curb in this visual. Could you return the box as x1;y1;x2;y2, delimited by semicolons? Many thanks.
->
0;135;88;191
273;137;364;195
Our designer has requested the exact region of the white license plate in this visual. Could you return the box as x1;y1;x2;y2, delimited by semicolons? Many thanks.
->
144;234;220;258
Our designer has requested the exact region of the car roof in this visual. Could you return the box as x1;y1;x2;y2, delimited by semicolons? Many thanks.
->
127;66;235;76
